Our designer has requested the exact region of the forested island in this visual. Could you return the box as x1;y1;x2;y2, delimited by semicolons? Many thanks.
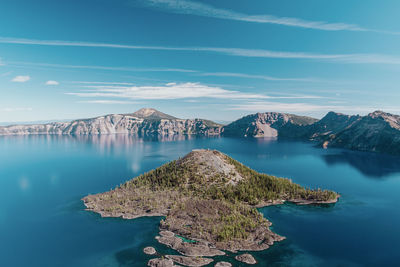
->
83;149;338;266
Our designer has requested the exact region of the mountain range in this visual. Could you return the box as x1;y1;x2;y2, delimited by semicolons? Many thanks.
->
1;108;399;155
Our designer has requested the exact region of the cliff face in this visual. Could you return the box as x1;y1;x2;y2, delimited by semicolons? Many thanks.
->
323;111;400;155
0;109;222;136
222;110;400;155
222;112;317;138
1;108;400;155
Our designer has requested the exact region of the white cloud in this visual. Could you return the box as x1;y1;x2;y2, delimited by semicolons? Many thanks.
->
67;82;266;100
140;0;398;34
46;80;59;85
11;75;30;82
2;37;400;65
66;82;323;101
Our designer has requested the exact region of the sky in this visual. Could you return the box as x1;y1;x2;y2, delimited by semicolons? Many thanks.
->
1;0;400;123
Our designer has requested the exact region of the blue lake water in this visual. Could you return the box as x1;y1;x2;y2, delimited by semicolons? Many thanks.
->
1;135;400;267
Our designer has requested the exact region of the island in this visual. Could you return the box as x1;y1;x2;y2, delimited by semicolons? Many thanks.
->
84;149;339;266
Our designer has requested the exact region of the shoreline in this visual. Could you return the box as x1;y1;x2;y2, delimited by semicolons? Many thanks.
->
82;194;339;264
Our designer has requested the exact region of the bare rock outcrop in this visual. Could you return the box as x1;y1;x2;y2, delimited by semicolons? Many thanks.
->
235;253;257;265
148;258;176;267
156;230;225;257
166;255;214;267
144;246;157;255
214;262;232;267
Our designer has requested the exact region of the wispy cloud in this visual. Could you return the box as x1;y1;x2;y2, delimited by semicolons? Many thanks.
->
3;37;400;65
46;80;59;85
8;61;317;82
139;0;396;34
77;100;140;104
7;61;197;73
70;81;135;85
66;82;323;101
199;72;316;82
11;75;30;82
1;71;12;77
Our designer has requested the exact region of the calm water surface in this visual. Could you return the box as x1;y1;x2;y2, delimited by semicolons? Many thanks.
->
1;135;400;267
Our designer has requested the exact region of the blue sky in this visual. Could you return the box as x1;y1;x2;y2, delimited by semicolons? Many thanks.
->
1;0;400;123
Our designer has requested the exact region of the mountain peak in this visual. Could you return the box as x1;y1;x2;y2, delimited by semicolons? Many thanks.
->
179;149;245;185
368;110;391;118
131;108;178;120
367;110;400;129
133;108;157;117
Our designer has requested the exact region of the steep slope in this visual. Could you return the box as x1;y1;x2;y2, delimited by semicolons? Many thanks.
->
323;111;400;155
306;111;361;140
222;112;317;138
83;149;338;260
0;108;222;136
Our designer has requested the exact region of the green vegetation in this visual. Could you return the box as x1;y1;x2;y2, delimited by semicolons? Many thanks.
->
121;153;338;206
215;204;266;242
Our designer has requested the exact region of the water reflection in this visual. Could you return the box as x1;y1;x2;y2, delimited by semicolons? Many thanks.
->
322;151;400;178
0;134;220;154
2;134;399;179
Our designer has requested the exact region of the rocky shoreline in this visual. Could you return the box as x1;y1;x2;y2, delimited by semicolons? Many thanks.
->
83;195;338;266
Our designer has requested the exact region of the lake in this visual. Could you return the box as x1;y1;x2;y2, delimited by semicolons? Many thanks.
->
0;135;399;267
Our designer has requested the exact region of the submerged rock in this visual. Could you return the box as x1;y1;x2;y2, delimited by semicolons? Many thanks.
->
235;253;257;265
143;246;157;255
166;255;213;266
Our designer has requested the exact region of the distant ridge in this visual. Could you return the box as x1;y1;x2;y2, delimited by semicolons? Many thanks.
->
0;108;222;136
222;112;317;138
0;108;399;155
321;110;400;154
222;110;400;155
